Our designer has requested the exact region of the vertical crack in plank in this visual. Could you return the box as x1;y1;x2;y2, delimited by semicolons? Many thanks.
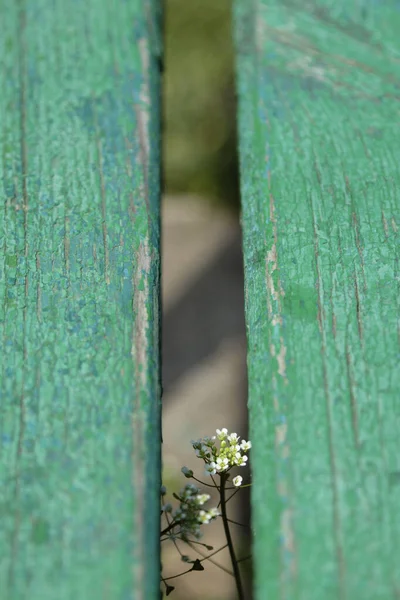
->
266;191;297;586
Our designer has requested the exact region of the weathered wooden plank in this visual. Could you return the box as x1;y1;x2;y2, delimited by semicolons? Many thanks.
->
0;1;161;598
234;1;400;598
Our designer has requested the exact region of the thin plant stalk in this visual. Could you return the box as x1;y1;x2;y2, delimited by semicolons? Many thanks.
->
219;473;245;600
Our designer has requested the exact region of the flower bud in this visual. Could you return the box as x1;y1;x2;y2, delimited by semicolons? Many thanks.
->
181;466;194;478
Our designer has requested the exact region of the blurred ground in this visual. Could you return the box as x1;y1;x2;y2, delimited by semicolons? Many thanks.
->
161;196;250;599
162;2;248;597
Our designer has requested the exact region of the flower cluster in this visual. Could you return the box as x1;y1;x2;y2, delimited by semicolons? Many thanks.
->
161;484;219;540
161;428;252;597
190;428;251;482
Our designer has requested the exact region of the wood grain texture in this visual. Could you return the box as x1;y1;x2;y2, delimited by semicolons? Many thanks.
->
0;1;161;598
234;1;400;598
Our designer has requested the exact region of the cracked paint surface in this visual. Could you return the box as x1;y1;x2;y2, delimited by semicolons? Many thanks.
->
234;1;400;598
0;1;161;598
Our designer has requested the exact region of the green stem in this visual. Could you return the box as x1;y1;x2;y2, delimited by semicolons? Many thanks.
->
192;476;218;490
226;517;250;529
160;521;176;536
237;554;252;564
163;567;193;581
220;473;244;600
186;541;233;576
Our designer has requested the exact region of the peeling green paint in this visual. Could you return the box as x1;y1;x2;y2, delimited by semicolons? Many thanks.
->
0;1;161;598
235;1;400;598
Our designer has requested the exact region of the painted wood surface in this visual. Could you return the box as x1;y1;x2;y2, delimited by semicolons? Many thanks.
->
234;1;400;598
0;1;161;598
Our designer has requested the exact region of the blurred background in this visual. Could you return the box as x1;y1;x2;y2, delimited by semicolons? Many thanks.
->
163;0;239;209
161;1;251;598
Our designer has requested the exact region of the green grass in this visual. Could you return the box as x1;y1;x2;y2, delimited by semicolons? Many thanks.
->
164;0;239;209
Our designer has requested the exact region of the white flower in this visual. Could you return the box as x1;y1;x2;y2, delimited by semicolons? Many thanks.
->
240;440;252;452
198;507;219;524
195;494;211;506
203;436;216;446
228;432;240;444
162;503;172;512
199;510;210;525
216;428;228;440
237;455;248;466
205;462;217;475
216;457;229;471
195;444;212;459
160;485;167;496
198;510;211;524
233;475;243;487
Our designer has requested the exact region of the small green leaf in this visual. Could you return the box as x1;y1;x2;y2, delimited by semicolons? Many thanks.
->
166;584;175;596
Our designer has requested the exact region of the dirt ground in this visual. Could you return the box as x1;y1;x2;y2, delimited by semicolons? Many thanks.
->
161;196;251;600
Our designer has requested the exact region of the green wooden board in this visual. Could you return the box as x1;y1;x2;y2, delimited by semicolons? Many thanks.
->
234;1;400;598
0;1;161;598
